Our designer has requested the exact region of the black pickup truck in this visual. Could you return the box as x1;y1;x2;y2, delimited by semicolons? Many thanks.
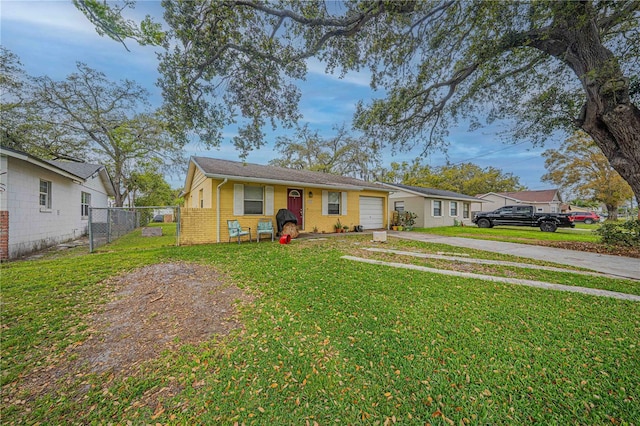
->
472;205;575;232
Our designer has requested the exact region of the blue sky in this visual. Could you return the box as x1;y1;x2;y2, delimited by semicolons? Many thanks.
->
1;0;562;191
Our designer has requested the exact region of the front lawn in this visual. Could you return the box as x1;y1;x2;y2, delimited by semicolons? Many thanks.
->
2;230;638;424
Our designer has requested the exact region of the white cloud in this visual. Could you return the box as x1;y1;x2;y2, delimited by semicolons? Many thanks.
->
1;1;97;36
306;58;371;88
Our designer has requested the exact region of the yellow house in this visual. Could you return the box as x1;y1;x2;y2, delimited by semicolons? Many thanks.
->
180;157;390;244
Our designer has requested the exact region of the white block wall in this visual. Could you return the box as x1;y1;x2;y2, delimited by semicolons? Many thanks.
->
4;157;111;258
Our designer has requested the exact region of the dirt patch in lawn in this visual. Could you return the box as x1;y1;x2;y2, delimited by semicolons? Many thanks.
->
14;262;254;400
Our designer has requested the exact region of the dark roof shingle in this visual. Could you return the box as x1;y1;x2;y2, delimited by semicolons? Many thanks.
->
385;183;482;201
45;160;104;180
192;157;386;191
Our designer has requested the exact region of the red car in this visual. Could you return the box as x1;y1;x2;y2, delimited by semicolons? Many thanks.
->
568;211;600;224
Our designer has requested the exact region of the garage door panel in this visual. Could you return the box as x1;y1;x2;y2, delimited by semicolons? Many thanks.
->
359;196;384;229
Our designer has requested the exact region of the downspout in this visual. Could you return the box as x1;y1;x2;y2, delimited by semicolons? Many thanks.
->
216;178;228;243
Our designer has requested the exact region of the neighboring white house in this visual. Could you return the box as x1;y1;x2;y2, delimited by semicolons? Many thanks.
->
0;147;116;260
383;183;484;227
472;189;564;214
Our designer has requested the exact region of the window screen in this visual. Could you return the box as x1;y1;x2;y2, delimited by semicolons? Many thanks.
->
81;192;91;217
433;200;442;216
39;180;51;209
328;192;340;215
244;185;263;214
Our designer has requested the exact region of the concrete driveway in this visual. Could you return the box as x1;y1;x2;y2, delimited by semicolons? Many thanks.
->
389;231;640;281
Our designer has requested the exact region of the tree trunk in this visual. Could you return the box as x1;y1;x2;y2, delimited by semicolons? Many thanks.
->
581;95;640;221
540;3;640;219
605;203;618;221
580;17;639;218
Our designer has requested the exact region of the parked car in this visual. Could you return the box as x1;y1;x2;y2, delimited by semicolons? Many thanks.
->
472;205;575;232
567;211;600;224
153;214;164;223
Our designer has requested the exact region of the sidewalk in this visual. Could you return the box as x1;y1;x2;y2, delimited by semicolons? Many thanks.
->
389;231;640;281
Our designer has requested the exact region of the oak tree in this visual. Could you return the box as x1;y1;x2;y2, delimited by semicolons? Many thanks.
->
542;131;633;220
1;49;102;163
129;167;179;207
269;124;381;181
77;1;640;205
0;47;28;147
32;63;182;206
378;160;525;195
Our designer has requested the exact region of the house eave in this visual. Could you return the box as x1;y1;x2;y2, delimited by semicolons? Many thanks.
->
182;158;201;195
382;183;484;202
98;167;117;197
2;147;83;181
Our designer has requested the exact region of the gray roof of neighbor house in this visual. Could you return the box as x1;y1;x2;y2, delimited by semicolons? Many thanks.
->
189;157;389;191
1;146;116;197
384;183;484;201
45;159;104;180
45;159;117;197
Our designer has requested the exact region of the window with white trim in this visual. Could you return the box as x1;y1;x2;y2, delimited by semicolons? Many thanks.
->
81;192;91;218
463;203;470;219
39;179;52;209
433;200;442;217
234;184;273;216
198;188;204;208
244;185;264;215
450;201;458;216
327;191;341;215
394;201;405;213
321;190;347;216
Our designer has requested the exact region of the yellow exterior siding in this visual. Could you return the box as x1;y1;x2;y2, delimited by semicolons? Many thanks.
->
303;189;388;233
181;175;388;244
185;168;212;208
179;208;216;245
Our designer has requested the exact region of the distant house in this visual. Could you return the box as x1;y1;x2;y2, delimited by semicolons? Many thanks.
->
565;204;596;213
0;147;116;259
473;189;564;213
383;183;484;227
180;157;390;244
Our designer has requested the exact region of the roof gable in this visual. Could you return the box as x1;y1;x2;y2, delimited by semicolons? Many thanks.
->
483;189;560;203
188;157;388;192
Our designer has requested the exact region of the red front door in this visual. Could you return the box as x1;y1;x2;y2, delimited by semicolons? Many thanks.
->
287;188;303;229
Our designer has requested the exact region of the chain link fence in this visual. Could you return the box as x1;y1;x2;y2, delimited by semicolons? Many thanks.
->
88;206;180;252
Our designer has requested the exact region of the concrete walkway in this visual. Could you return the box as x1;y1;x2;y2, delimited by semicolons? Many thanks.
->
388;231;640;281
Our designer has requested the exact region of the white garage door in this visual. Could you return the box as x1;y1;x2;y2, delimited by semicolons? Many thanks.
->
359;196;384;229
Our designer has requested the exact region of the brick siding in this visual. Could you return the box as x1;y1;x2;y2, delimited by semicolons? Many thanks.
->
0;211;8;261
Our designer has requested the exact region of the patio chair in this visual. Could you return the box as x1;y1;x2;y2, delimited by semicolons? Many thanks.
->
227;220;251;243
257;219;275;242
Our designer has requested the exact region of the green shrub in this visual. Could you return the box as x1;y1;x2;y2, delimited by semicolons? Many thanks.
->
594;219;640;247
399;211;417;229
